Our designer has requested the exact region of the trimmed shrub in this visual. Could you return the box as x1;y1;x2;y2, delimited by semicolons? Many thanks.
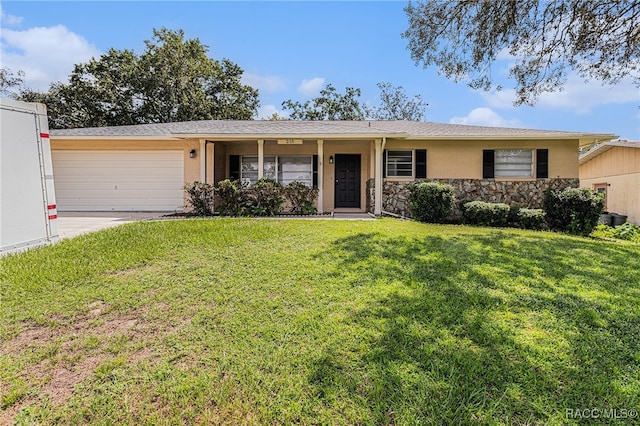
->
251;178;284;216
463;201;510;227
407;181;455;223
215;179;251;216
517;208;546;230
544;187;604;235
592;223;640;243
184;181;215;216
285;181;318;214
508;206;521;225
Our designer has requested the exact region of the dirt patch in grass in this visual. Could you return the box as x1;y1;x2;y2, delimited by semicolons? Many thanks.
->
1;300;187;422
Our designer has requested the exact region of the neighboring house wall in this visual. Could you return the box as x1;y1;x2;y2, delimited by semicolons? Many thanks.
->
580;146;640;225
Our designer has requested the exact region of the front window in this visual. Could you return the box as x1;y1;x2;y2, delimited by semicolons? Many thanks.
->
386;150;413;177
241;155;312;186
494;149;533;178
278;156;313;186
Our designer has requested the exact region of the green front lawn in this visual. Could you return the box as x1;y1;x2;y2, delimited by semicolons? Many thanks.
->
1;219;639;425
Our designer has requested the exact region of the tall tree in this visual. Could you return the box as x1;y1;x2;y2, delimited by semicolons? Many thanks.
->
403;1;640;105
0;67;25;98
19;28;259;128
282;84;365;120
366;82;428;121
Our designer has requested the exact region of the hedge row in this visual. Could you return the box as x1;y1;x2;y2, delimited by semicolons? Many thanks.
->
407;181;603;235
185;179;318;217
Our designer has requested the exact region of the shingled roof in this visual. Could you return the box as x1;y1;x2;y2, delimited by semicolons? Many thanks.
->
50;120;617;144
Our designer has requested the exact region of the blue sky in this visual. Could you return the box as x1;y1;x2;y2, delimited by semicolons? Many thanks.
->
1;1;639;139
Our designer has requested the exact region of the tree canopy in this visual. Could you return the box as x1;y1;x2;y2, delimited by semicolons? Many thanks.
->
18;28;259;129
403;0;640;105
0;68;26;99
366;82;428;121
282;84;365;121
282;82;428;121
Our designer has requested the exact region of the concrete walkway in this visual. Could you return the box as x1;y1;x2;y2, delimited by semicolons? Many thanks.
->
56;212;165;239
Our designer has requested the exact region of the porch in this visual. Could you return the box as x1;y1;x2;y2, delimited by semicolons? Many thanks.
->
198;138;388;215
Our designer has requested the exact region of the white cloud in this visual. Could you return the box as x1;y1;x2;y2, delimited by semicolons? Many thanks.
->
242;73;286;93
297;77;325;97
0;25;100;91
0;5;23;26
450;107;522;128
481;74;640;114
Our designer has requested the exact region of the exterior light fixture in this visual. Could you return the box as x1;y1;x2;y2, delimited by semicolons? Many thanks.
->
329;155;334;164
189;149;197;158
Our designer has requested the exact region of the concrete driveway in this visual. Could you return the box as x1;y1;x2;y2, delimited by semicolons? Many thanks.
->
56;212;167;239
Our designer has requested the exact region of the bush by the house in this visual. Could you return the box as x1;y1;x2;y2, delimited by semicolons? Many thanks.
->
544;187;604;236
463;201;510;227
251;178;284;216
184;181;215;216
508;206;521;225
408;181;455;223
215;179;252;216
517;208;546;230
285;181;319;214
185;179;319;217
592;223;640;243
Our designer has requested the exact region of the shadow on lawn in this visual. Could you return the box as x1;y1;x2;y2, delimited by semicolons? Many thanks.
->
310;231;640;424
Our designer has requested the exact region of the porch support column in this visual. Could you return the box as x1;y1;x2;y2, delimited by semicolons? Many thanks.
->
374;138;385;216
317;139;324;214
209;142;215;184
257;139;264;180
199;139;206;182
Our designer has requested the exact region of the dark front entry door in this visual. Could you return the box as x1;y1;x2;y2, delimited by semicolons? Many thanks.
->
334;154;361;208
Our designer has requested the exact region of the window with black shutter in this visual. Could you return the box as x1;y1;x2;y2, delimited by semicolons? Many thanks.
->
312;155;318;187
229;155;240;180
482;150;495;179
382;150;387;178
415;149;427;179
536;149;548;178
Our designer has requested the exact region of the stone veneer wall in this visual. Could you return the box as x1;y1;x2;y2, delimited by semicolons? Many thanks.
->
366;178;580;218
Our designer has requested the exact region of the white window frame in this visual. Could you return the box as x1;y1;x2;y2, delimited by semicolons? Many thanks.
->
494;149;534;178
386;150;414;178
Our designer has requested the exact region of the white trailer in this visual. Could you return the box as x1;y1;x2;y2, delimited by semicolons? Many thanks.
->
1;98;59;255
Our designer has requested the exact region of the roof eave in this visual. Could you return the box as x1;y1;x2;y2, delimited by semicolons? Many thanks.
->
50;135;183;140
170;132;409;140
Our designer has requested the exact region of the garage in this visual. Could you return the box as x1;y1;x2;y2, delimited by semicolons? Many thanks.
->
52;150;184;211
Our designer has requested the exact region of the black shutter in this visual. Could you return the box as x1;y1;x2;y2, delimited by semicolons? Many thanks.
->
312;155;318;187
415;149;427;179
536;149;549;178
482;150;495;179
382;150;387;178
229;155;240;180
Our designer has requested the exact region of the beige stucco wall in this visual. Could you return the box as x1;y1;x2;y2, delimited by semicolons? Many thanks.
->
323;140;372;212
384;138;579;180
580;147;640;225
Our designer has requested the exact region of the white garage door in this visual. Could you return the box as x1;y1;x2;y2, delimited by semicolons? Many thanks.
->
52;150;184;211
